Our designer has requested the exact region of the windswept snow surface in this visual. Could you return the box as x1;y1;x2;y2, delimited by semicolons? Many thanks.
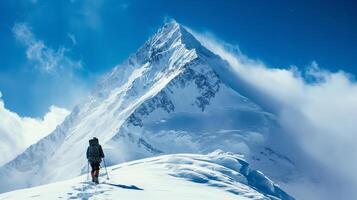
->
0;21;296;195
0;151;294;200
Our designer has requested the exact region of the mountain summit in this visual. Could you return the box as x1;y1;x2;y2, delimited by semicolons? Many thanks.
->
0;21;296;199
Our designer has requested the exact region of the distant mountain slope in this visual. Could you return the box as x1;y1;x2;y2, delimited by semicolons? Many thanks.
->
0;151;294;200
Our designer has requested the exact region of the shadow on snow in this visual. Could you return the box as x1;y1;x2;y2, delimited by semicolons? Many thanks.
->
104;183;144;191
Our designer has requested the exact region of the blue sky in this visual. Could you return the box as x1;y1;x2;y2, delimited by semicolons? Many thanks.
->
0;0;356;117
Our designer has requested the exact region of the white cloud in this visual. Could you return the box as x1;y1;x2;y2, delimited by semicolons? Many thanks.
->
190;29;357;200
67;33;77;46
11;22;91;114
12;23;82;73
0;92;69;166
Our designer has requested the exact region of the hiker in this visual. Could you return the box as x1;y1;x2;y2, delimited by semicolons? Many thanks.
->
86;137;105;184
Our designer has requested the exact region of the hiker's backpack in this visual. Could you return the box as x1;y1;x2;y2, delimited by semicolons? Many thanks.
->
87;139;101;163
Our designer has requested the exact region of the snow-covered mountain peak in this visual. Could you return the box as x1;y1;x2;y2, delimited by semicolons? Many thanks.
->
0;21;296;196
93;21;203;99
143;20;204;54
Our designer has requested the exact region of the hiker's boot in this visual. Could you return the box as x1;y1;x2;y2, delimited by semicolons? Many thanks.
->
94;176;99;184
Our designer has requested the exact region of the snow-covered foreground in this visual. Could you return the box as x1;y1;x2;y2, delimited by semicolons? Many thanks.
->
0;151;294;200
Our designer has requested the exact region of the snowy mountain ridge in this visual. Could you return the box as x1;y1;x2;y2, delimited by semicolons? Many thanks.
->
0;151;294;200
0;21;296;198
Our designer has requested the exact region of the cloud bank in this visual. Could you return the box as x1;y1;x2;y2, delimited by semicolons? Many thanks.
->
0;91;69;166
191;30;357;200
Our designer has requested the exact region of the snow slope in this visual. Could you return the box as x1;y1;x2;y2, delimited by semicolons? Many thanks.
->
0;151;294;200
0;21;296;193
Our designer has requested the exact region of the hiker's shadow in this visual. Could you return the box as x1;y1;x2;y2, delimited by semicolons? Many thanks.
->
105;183;143;191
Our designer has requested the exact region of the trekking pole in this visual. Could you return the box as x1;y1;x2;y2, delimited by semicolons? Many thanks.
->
103;158;110;180
86;161;89;181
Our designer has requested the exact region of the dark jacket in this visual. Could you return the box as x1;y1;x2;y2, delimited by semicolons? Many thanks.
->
86;138;104;163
